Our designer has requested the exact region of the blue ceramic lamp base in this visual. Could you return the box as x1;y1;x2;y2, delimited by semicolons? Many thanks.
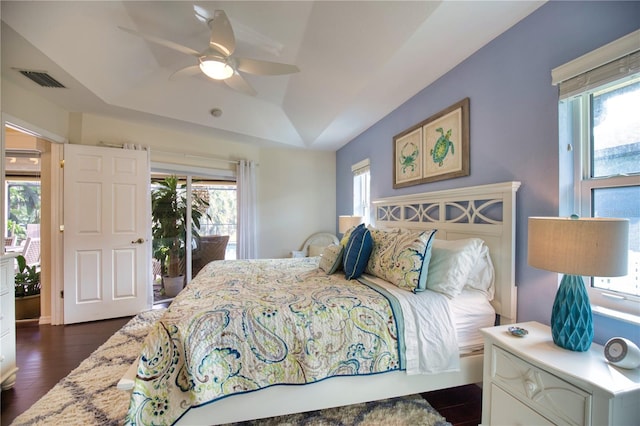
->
551;274;594;352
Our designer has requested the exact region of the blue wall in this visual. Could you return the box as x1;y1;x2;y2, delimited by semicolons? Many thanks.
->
336;2;640;346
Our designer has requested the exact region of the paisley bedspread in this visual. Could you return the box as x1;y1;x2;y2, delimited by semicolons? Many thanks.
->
125;257;403;425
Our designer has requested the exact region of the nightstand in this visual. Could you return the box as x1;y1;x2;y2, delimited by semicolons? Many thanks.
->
1;254;18;390
481;321;640;425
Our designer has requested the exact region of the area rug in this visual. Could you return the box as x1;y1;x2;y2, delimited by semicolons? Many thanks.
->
11;309;452;426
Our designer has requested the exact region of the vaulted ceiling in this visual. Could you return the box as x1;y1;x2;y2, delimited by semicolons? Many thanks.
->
1;1;545;151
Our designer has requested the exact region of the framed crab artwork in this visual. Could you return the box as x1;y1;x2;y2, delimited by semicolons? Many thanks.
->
393;126;423;188
393;98;469;188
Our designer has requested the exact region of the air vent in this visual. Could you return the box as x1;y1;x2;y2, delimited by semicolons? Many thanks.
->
16;69;66;88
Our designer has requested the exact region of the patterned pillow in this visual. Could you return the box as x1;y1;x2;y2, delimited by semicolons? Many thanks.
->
343;224;373;280
340;225;358;247
365;227;401;277
318;244;344;274
367;228;437;292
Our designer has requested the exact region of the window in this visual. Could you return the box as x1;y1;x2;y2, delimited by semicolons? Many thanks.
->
555;33;639;318
6;180;41;245
5;149;42;247
352;159;370;225
194;181;237;260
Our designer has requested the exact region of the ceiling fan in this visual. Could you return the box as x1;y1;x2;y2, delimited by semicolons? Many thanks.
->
119;10;299;96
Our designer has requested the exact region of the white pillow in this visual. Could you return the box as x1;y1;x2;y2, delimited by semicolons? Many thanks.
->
462;243;495;299
425;238;486;298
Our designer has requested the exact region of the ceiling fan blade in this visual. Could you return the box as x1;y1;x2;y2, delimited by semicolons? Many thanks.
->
119;26;200;57
224;73;257;97
195;5;283;57
208;10;235;56
169;65;201;80
235;57;299;76
193;5;211;23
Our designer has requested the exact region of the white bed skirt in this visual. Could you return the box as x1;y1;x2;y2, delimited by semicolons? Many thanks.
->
119;352;482;424
177;352;483;425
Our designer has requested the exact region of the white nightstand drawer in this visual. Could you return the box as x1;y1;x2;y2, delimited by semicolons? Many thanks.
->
482;323;640;426
491;345;591;425
1;332;16;374
491;383;554;425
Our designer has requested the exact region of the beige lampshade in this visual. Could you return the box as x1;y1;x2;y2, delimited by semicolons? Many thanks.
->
528;217;629;277
338;215;363;234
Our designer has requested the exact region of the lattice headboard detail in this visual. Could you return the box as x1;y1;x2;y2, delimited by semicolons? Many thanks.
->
373;181;521;324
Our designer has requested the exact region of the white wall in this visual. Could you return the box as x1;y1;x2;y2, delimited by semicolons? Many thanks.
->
72;113;254;174
2;80;337;259
2;79;69;138
259;148;335;258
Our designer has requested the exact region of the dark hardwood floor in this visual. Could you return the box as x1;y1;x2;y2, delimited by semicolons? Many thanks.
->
1;314;482;426
422;384;483;426
1;316;132;425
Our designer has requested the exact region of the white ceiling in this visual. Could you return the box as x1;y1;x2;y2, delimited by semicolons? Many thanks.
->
1;1;545;151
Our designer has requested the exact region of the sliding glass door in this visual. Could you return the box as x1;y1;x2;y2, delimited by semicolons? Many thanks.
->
151;172;236;302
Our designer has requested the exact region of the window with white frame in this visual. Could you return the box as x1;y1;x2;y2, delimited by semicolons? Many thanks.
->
555;30;639;319
352;159;371;225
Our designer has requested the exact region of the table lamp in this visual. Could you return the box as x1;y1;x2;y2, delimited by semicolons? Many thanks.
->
528;216;629;352
338;215;363;235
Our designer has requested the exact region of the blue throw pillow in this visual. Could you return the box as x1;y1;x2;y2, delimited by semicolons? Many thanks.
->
343;224;373;280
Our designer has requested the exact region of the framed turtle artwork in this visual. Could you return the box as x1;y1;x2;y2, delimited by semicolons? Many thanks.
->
393;98;470;188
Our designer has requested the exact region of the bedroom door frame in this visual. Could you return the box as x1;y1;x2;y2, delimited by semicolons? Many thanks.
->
2;114;66;325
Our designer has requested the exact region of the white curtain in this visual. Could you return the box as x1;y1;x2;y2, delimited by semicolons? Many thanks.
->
237;160;257;259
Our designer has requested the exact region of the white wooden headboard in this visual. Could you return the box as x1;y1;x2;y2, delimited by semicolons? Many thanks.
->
372;181;521;325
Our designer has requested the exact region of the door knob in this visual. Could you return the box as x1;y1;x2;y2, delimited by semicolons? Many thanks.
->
131;238;145;244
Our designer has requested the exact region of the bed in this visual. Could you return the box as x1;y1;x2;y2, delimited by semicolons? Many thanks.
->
120;181;520;425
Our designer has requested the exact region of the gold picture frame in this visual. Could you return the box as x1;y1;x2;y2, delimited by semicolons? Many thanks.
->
393;98;469;188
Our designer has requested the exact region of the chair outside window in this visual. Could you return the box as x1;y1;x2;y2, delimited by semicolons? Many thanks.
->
152;258;163;284
4;235;17;248
26;224;40;239
21;237;41;266
192;235;229;277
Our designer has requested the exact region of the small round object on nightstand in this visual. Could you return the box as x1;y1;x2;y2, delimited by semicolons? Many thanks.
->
604;337;640;369
508;326;528;337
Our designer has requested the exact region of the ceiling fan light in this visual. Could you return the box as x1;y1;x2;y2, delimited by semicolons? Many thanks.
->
199;59;234;80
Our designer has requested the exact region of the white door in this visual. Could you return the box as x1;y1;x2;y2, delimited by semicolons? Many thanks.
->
63;144;150;324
